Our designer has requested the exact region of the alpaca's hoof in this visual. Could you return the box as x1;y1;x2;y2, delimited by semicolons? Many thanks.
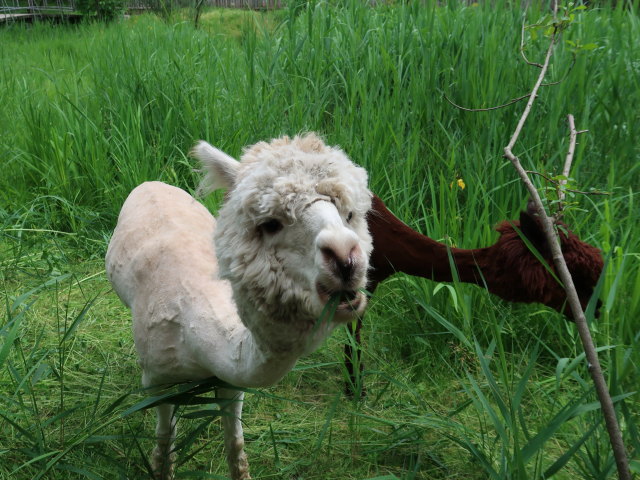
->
151;447;176;480
152;466;174;480
230;452;251;480
344;381;367;399
231;466;251;479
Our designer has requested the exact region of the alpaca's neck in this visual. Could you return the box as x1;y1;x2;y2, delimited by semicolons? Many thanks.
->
369;223;493;287
192;319;300;388
179;281;338;389
368;196;494;290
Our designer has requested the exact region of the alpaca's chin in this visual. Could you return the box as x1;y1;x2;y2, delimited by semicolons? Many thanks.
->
315;283;368;322
334;290;367;320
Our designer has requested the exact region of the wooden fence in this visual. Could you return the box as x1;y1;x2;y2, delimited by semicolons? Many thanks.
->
203;0;282;8
0;0;75;14
0;0;281;15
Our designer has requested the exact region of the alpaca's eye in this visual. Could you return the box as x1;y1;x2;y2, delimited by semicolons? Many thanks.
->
346;212;353;223
260;219;283;235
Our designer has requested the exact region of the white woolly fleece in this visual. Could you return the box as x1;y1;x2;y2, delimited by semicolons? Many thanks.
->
106;133;373;480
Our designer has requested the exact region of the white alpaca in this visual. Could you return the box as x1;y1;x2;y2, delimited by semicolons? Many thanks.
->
105;133;372;479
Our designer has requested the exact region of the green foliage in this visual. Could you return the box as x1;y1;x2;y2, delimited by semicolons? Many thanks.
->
75;0;125;21
527;2;588;38
0;2;638;479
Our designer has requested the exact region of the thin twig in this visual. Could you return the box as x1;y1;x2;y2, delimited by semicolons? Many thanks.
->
541;53;577;87
446;59;575;112
523;170;607;195
520;19;543;68
501;24;632;480
448;41;575;113
444;93;535;112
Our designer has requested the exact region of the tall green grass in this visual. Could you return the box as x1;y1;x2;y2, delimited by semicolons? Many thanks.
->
1;2;638;478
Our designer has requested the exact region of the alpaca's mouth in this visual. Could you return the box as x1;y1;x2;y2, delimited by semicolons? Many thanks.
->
316;282;365;317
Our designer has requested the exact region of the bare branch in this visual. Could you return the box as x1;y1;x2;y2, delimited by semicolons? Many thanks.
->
504;33;557;157
562;114;579;178
554;114;590;219
501;23;632;480
447;6;630;477
555;114;579;217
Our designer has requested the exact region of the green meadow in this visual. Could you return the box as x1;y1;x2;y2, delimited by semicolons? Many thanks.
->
1;2;639;478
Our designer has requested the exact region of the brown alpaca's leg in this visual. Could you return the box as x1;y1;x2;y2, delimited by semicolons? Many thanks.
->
344;319;366;397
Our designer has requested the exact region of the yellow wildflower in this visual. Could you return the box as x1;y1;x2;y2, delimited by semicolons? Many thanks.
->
450;178;466;190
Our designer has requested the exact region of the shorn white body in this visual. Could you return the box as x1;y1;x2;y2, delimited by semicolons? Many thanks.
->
106;134;372;479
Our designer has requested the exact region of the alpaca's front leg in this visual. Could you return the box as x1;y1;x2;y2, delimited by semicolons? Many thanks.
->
151;403;177;480
219;388;251;480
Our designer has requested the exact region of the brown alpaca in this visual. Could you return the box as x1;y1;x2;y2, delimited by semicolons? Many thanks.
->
344;195;603;395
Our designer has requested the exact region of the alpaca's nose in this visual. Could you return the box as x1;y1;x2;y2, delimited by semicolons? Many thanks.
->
321;245;360;282
311;200;365;285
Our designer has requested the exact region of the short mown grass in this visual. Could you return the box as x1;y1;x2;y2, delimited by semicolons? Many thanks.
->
1;2;639;479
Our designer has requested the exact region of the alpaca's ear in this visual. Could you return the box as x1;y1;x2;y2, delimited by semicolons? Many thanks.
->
519;209;548;257
526;197;541;218
191;141;240;195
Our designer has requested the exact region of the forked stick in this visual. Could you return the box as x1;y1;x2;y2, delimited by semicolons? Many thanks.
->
502;25;631;480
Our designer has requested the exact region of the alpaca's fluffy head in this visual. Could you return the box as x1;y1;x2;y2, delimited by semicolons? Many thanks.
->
192;133;372;348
